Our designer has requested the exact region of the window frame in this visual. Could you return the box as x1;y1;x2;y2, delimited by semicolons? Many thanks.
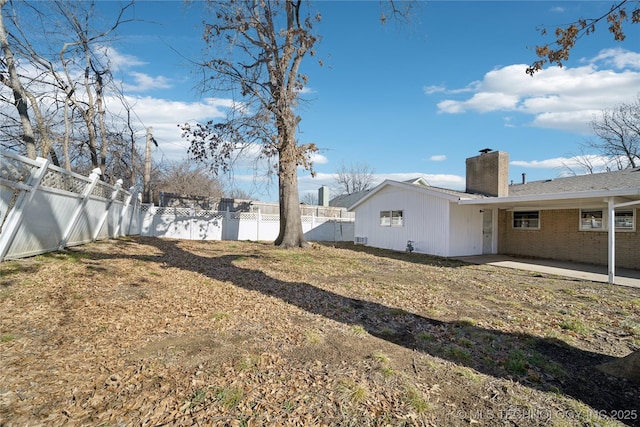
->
379;210;404;227
614;209;635;231
512;210;540;230
579;209;604;231
579;208;635;232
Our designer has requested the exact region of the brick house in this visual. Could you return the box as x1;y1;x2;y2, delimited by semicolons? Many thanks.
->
349;150;639;281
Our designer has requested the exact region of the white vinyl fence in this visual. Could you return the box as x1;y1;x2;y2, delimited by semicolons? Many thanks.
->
0;149;355;262
0;149;141;261
140;206;355;242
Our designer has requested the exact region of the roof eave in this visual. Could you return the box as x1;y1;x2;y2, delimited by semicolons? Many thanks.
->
348;180;464;210
459;188;640;205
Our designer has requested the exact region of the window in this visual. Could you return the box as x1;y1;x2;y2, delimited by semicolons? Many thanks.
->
615;210;634;230
513;211;539;229
580;209;604;230
579;209;635;231
380;210;403;227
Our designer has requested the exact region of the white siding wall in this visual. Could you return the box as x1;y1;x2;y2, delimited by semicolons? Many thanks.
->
448;203;484;256
353;186;451;256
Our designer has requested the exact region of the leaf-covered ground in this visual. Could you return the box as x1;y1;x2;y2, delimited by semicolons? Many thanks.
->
1;236;639;426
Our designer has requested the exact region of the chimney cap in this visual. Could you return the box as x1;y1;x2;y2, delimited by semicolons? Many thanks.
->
479;148;492;154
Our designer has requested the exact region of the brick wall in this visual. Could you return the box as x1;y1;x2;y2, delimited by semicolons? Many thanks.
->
465;151;509;196
498;208;639;269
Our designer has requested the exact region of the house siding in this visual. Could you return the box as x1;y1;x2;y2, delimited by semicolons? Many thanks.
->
449;204;484;256
352;185;485;257
353;186;451;256
498;208;639;269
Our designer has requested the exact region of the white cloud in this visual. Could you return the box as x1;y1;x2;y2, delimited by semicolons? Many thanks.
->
123;72;172;92
98;45;146;69
511;155;622;173
308;152;328;165
589;47;640;70
429;154;446;161
423;84;446;95
511;157;571;169
103;95;234;162
295;171;466;199
432;49;640;133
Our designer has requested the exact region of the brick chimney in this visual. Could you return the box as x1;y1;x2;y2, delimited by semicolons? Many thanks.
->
465;149;509;197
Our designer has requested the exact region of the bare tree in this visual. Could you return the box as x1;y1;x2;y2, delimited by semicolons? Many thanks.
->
300;192;318;205
334;161;375;195
155;160;226;199
52;0;133;176
181;0;321;248
527;1;640;75
180;1;413;247
560;147;622;176
2;0;134;176
585;97;640;169
0;0;36;158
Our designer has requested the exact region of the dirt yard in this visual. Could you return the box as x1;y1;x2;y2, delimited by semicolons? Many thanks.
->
1;236;639;426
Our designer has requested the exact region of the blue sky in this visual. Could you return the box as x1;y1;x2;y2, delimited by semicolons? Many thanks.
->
97;1;640;202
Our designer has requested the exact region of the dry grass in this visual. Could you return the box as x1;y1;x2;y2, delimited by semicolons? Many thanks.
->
0;236;639;426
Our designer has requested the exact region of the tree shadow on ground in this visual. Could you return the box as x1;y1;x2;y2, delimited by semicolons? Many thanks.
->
320;241;469;268
80;237;640;424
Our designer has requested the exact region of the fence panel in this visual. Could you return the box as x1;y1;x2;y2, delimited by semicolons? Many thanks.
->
0;149;140;261
140;207;355;242
140;207;224;240
1;148;353;262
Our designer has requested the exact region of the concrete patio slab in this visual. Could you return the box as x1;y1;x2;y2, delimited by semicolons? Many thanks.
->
455;255;640;289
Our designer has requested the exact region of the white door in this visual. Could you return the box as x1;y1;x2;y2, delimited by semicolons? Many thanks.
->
482;209;493;254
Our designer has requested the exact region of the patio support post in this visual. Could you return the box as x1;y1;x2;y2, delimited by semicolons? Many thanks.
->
607;197;615;284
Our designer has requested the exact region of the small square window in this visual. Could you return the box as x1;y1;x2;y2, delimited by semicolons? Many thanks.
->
380;210;404;227
615;210;634;230
580;210;603;230
513;211;539;229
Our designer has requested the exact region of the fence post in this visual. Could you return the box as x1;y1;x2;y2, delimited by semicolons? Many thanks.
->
256;208;261;240
127;188;141;236
224;207;230;240
114;186;135;237
189;207;196;240
93;179;123;242
0;156;50;262
58;168;102;250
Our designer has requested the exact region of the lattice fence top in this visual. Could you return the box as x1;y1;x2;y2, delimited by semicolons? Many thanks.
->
41;168;90;194
146;207;225;217
115;192;128;203
141;205;355;223
92;182;113;199
0;155;36;185
261;214;280;222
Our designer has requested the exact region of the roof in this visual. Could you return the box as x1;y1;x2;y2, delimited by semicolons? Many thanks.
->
403;177;430;186
331;177;431;208
329;190;371;208
461;167;640;208
351;169;640;211
509;168;640;196
348;179;483;210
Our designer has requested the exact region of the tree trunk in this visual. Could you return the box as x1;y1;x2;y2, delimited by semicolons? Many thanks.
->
95;70;108;178
23;86;51;160
275;136;308;248
0;1;37;159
